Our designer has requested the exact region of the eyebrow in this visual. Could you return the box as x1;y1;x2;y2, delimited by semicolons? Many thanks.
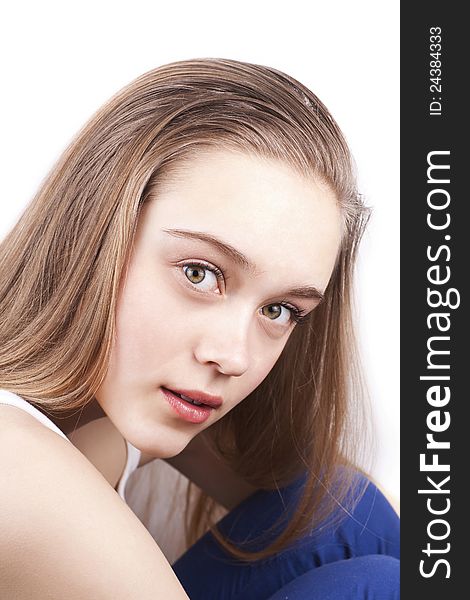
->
162;228;325;303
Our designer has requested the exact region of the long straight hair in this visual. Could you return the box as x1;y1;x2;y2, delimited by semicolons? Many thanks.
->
0;58;372;560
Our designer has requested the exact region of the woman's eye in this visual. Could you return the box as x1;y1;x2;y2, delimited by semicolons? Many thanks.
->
260;304;292;326
182;263;223;293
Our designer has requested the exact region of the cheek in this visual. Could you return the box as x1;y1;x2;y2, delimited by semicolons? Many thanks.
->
228;342;286;412
255;348;284;386
110;276;185;373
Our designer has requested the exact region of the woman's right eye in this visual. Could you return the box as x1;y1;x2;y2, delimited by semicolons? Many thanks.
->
181;261;224;294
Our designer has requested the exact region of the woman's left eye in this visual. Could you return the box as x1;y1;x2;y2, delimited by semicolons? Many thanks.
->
260;303;310;327
261;304;298;325
182;261;224;293
260;304;292;326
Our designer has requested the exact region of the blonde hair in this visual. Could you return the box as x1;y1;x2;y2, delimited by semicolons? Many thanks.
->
0;58;372;560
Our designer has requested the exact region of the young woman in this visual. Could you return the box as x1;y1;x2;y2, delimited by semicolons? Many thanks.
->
0;58;399;598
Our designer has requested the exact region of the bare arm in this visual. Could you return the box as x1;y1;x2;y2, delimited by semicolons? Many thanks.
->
0;406;188;600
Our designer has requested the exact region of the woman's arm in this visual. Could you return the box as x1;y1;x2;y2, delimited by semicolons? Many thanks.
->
0;406;188;600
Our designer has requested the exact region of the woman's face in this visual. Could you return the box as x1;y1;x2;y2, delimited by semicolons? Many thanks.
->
95;149;343;458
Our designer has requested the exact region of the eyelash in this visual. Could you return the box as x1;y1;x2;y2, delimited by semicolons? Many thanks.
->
179;260;311;327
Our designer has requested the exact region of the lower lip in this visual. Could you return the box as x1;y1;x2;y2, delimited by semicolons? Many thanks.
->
160;387;213;424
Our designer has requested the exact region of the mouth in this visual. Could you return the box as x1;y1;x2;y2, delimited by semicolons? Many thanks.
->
160;387;223;424
162;387;223;408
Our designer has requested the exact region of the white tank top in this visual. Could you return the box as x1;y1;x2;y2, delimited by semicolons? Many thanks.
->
0;388;141;502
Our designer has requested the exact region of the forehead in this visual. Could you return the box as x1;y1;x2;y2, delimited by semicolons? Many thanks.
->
145;149;343;287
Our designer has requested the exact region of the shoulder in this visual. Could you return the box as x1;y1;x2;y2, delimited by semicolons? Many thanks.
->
341;464;400;517
366;475;400;517
0;405;187;599
68;415;128;488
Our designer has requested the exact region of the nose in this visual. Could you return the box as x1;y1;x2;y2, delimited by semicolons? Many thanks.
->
192;304;252;377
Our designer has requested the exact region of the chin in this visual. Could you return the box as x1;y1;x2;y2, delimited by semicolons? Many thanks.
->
128;424;195;460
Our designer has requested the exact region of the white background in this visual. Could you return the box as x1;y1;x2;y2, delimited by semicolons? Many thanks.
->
0;1;399;500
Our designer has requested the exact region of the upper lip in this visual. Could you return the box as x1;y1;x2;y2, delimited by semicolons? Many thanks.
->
163;387;223;408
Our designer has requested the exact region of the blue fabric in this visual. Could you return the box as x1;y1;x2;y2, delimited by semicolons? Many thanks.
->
268;555;400;600
172;471;400;600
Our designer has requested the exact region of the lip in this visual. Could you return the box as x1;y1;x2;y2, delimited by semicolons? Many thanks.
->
160;387;222;424
164;387;223;409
